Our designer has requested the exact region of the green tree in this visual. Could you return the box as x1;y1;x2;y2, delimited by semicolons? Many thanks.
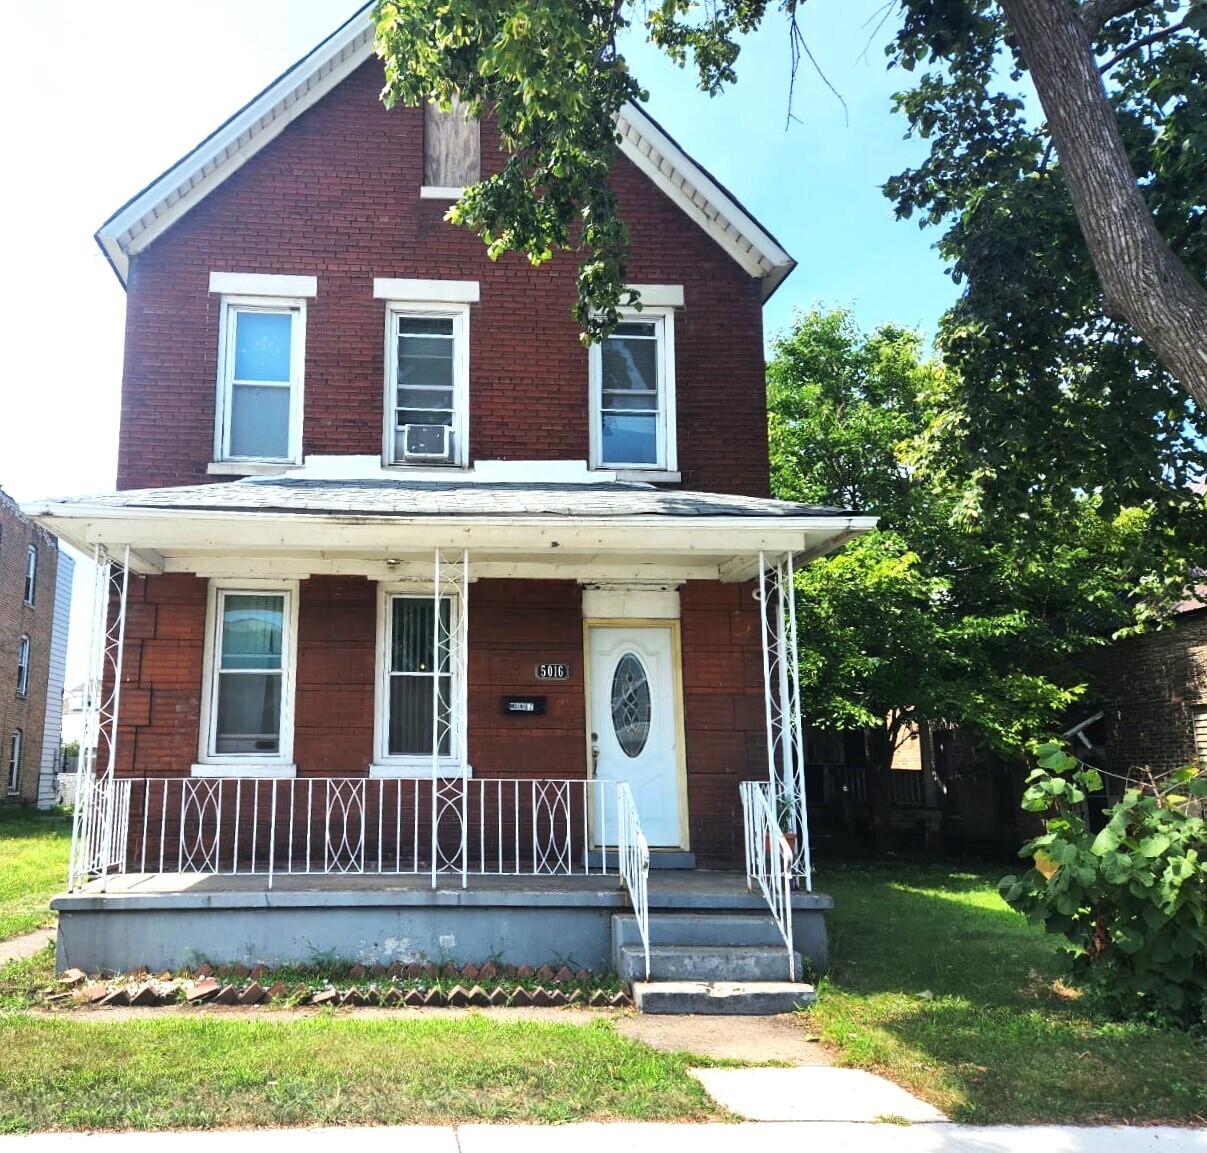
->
373;0;1207;414
769;309;1161;844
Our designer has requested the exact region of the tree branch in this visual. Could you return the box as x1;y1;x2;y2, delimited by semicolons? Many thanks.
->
1098;19;1188;73
1077;0;1154;34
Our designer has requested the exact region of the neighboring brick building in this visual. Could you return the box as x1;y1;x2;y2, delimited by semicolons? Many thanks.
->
30;5;873;986
1086;606;1207;778
0;488;73;807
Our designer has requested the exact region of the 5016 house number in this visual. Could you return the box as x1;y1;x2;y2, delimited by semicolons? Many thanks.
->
535;662;570;681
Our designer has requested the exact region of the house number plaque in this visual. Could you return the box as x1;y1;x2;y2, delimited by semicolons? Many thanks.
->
535;662;570;681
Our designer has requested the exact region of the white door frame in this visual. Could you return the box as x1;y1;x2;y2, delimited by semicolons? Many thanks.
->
583;618;690;850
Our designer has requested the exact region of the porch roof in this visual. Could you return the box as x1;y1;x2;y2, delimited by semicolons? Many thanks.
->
25;476;876;581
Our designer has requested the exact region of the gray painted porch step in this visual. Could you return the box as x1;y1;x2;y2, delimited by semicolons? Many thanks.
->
613;912;788;950
618;943;802;983
587;849;697;871
633;980;816;1015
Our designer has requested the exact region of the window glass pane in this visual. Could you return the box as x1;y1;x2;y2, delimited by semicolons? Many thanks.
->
602;333;658;396
399;317;455;337
611;652;652;758
388;675;451;756
221;595;284;671
230;383;291;458
215;672;281;754
234;311;292;382
601;413;657;465
397;336;454;391
398;408;454;427
390;598;450;673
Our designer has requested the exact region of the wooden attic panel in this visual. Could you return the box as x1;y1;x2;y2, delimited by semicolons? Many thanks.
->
423;97;481;188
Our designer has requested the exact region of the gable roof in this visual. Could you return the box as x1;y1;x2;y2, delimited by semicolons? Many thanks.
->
94;4;795;296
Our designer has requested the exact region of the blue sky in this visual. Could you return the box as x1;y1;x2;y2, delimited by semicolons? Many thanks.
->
0;0;958;679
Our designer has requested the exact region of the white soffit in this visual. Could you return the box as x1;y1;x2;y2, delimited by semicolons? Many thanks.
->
94;7;795;295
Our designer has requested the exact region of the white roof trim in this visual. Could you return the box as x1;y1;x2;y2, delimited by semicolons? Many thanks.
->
95;6;794;294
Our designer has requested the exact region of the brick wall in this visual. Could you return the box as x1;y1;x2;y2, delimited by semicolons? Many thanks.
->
1086;610;1207;775
115;573;764;863
116;61;770;498
0;490;60;804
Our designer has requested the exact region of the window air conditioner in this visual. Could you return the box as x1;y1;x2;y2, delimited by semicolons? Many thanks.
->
402;423;454;463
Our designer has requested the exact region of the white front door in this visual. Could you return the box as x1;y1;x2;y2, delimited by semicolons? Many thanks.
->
588;624;684;849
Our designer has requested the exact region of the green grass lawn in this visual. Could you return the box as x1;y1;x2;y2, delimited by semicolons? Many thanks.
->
0;807;71;941
0;1003;720;1132
805;860;1207;1126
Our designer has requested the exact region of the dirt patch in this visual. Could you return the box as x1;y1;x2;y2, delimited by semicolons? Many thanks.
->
617;1012;830;1065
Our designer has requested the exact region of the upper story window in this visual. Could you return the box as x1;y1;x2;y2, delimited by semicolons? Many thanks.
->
17;635;30;697
423;98;480;196
589;307;677;472
197;581;298;776
7;729;21;794
375;280;477;469
209;273;316;469
23;545;37;605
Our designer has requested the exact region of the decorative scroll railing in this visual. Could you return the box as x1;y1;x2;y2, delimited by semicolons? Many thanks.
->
615;781;651;980
740;779;796;982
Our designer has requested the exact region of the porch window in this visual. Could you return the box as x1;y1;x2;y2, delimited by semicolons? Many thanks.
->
23;545;36;605
197;583;298;775
589;309;676;471
384;304;469;467
6;729;20;794
16;635;30;697
215;299;305;464
374;593;463;772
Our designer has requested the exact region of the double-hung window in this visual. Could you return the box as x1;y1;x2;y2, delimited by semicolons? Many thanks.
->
384;303;469;467
16;635;29;697
373;591;464;774
197;582;298;775
23;545;36;605
589;307;677;472
7;729;21;794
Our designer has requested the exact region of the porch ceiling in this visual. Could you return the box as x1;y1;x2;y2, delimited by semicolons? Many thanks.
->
24;478;876;581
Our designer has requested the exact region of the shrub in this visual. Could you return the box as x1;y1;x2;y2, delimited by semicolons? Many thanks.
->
1000;743;1207;1027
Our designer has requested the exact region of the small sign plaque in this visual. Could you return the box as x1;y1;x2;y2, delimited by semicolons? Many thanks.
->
502;695;547;715
535;662;570;681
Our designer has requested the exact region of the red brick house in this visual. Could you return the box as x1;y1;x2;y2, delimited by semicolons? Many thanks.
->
28;6;871;1010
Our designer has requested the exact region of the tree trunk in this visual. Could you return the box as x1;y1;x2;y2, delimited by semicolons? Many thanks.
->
864;724;896;852
998;0;1207;411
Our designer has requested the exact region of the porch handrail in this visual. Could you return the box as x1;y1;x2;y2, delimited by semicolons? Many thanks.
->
740;779;796;982
615;780;651;980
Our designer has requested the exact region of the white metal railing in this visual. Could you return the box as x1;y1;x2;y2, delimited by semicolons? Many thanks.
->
615;781;651;980
740;779;796;982
70;775;639;889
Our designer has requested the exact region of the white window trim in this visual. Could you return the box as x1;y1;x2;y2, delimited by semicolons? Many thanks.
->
626;284;685;309
16;635;30;697
194;579;299;778
209;272;318;298
213;295;306;466
370;583;468;778
589;306;677;473
381;299;471;469
7;729;22;794
419;186;466;200
23;545;36;606
373;278;480;303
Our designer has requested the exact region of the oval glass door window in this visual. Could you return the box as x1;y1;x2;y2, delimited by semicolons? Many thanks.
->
611;652;652;758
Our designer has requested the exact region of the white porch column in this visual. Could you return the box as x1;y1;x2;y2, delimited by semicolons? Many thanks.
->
757;551;812;890
70;545;130;891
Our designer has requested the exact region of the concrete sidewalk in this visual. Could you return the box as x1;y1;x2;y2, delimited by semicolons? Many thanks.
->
1;1124;1204;1153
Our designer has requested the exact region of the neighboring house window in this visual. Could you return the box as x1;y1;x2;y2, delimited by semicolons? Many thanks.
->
16;635;30;697
589;308;677;471
198;583;297;774
373;591;463;773
23;545;37;605
215;299;305;464
423;98;480;193
7;729;21;794
384;303;469;467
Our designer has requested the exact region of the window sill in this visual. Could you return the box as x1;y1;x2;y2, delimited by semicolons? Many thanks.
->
611;469;681;484
369;763;474;780
191;763;297;779
207;461;295;477
419;186;465;200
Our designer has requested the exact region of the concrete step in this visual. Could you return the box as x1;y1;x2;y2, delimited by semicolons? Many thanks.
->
613;912;788;950
633;980;816;1015
587;849;697;871
618;943;801;983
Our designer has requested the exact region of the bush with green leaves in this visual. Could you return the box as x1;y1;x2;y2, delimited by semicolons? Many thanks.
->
1000;743;1207;1026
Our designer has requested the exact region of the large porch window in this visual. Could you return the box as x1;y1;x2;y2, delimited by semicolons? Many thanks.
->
373;589;464;776
196;581;298;776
